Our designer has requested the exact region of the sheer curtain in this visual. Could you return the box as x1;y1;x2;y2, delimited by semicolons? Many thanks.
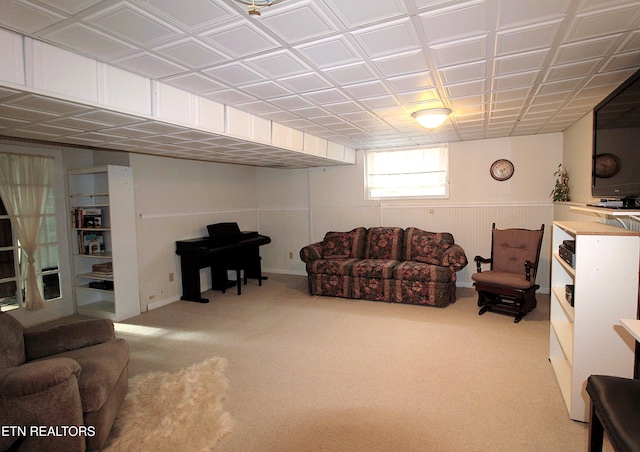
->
0;153;54;310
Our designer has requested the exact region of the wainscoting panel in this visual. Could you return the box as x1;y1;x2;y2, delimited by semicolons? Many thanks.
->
136;210;258;311
258;208;310;275
379;203;554;289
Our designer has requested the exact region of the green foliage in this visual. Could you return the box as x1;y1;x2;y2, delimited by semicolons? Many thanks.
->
550;163;570;202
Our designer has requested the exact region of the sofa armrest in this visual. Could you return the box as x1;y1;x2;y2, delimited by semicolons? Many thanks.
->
441;244;468;271
24;319;115;361
300;242;323;262
0;359;85;452
0;358;81;397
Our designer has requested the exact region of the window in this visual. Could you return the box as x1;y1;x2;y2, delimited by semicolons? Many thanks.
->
0;184;60;311
366;145;449;199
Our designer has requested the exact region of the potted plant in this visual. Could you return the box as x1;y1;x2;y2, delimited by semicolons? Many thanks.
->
550;163;570;202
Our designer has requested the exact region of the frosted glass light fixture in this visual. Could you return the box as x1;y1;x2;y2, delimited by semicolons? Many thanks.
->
234;0;285;15
412;108;452;129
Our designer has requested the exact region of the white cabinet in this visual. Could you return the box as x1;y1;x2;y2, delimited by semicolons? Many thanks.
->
549;221;639;421
68;165;140;321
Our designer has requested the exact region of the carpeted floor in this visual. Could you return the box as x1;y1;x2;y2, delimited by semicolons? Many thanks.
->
109;273;611;451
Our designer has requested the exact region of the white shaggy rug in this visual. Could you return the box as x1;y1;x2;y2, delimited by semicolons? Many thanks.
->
103;357;233;451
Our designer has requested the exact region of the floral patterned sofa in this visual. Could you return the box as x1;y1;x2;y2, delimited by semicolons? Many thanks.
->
300;226;468;307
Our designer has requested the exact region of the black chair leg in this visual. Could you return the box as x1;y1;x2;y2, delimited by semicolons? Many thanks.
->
588;402;605;452
236;269;242;295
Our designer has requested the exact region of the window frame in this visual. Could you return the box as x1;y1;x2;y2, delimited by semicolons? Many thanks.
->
0;190;61;311
365;145;450;200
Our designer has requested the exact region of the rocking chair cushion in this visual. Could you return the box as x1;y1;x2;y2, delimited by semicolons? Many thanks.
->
491;228;542;278
471;270;535;290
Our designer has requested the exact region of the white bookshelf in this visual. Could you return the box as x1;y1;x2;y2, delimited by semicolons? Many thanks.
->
549;221;639;421
68;165;140;321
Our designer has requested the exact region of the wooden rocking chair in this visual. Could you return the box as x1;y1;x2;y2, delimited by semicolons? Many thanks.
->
472;223;545;323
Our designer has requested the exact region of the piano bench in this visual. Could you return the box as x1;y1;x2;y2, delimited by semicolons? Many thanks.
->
222;268;246;295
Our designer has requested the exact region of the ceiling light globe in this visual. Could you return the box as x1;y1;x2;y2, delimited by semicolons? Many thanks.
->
412;108;452;129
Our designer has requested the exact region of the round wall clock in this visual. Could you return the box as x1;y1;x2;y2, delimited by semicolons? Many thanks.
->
594;153;621;178
490;159;514;181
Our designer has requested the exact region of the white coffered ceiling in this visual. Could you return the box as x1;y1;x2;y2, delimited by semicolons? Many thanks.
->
1;0;640;167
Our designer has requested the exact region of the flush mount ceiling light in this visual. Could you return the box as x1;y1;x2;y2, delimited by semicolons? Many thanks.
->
234;0;285;16
411;108;452;129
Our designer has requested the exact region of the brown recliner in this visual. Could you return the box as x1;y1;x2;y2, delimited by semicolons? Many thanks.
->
0;313;129;451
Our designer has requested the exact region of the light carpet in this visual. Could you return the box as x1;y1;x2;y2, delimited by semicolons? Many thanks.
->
103;357;233;452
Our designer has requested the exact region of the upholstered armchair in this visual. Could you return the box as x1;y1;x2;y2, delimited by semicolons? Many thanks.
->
0;313;129;451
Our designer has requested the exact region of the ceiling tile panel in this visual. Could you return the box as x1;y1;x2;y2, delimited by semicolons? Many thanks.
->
277;73;332;92
495;21;561;56
160;73;224;94
260;2;337;43
202;22;279;58
493;50;550;77
566;5;640;42
323;62;378;86
295;36;362;69
86;2;181;46
372;50;430;78
431;36;488;67
245;51;311;79
43;24;136;60
419;2;488;44
352;18;421;58
496;0;570;29
114;52;186;78
203;63;264;87
0;1;65;34
155;38;226;69
142;0;236;30
324;0;407;28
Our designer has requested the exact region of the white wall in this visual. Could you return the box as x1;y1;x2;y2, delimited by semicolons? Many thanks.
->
130;153;258;311
258;133;563;290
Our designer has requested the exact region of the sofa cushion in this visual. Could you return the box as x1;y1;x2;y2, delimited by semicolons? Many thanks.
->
364;227;404;260
321;227;366;259
308;258;361;276
393;261;453;283
351;259;399;279
0;312;26;369
403;227;454;265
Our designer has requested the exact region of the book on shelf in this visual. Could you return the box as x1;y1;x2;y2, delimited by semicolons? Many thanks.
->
71;208;102;228
92;262;113;277
77;231;105;255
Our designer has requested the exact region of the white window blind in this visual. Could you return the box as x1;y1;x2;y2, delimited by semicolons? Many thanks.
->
366;145;449;199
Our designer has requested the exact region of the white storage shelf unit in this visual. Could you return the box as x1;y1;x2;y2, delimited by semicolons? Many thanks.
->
68;165;140;321
549;221;639;422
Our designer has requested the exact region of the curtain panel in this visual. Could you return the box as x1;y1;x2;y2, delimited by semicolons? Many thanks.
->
0;153;54;310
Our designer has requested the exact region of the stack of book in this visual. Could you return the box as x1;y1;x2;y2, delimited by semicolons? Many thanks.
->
92;262;113;278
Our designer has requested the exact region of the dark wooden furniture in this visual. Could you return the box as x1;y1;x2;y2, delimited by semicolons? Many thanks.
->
586;374;640;452
176;222;271;303
471;223;544;323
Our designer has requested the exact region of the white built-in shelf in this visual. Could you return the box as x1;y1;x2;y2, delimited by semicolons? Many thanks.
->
68;165;140;322
549;221;639;422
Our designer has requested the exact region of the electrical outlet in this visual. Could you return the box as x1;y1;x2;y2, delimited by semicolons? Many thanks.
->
289;252;294;259
169;272;174;282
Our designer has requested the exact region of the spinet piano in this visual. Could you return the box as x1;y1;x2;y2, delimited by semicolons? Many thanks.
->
175;222;271;303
